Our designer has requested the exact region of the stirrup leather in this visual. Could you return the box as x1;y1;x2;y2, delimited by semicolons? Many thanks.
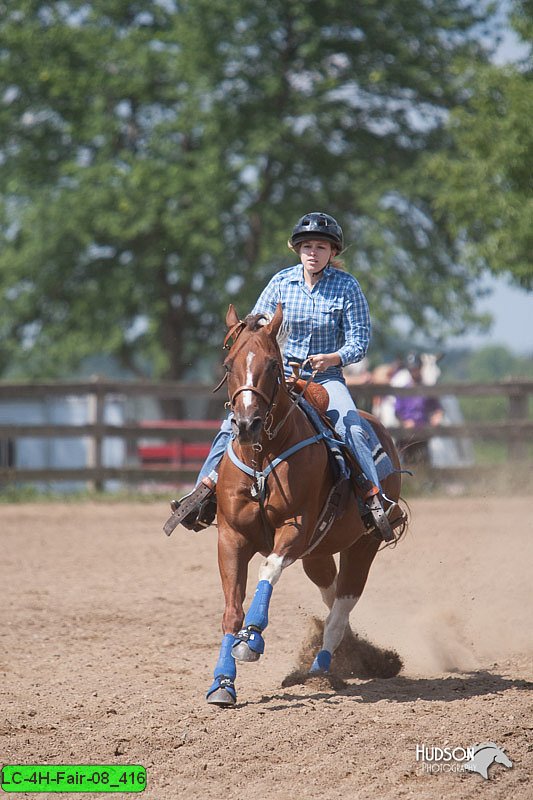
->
163;480;215;536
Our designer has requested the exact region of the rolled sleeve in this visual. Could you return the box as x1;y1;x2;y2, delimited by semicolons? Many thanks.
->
337;282;370;366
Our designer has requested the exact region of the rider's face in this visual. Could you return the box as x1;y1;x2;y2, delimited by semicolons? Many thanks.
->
299;239;333;276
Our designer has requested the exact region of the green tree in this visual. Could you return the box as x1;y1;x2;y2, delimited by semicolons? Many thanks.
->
444;344;533;423
428;1;533;289
0;0;494;381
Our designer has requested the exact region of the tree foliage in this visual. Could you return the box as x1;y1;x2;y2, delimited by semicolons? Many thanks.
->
444;343;533;423
0;0;495;379
428;1;533;289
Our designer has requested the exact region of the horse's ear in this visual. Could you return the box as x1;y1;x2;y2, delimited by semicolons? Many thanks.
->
265;302;283;339
226;304;240;328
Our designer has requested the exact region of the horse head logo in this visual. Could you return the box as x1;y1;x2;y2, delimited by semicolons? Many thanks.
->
464;743;513;780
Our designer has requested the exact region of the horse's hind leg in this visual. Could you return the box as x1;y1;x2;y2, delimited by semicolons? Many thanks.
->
302;553;338;609
310;535;379;674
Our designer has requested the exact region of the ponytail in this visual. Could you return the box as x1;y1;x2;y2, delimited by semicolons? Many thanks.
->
330;256;345;270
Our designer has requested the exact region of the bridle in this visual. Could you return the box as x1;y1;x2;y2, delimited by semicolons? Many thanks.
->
229;381;278;411
213;317;286;440
212;315;316;441
228;363;318;442
228;353;284;441
212;321;247;394
213;367;282;434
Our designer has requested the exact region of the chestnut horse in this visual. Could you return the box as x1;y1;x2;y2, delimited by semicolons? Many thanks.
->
206;303;404;706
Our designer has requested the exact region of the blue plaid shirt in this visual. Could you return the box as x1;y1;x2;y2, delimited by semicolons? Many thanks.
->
251;264;370;371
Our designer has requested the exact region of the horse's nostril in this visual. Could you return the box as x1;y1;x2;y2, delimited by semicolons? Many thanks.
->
250;416;262;434
233;415;262;441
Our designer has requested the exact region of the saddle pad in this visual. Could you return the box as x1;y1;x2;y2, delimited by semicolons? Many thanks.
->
299;397;395;483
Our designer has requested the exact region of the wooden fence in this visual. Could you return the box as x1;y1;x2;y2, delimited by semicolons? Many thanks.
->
0;377;532;488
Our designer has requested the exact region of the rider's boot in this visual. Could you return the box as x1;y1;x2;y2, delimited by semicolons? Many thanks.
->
170;476;217;532
362;486;403;543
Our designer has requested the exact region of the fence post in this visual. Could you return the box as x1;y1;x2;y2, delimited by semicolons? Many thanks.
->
508;385;528;461
87;379;106;491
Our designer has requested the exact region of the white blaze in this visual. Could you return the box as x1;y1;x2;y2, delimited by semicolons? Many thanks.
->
242;351;255;408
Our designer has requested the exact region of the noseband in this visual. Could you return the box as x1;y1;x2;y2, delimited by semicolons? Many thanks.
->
229;366;283;438
230;382;277;409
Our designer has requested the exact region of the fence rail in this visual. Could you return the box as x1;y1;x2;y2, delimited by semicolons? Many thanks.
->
0;378;532;487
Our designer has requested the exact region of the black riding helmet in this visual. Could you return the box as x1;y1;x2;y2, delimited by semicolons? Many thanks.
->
290;212;344;251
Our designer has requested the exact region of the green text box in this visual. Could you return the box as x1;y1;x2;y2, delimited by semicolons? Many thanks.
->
1;765;146;793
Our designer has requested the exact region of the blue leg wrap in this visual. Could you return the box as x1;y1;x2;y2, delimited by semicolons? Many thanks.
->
244;580;273;631
206;675;237;702
206;634;237;701
213;633;237;680
310;649;332;674
234;626;265;655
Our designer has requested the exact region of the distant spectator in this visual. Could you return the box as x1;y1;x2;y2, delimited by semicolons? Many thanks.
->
395;353;443;465
343;356;372;386
343;357;373;411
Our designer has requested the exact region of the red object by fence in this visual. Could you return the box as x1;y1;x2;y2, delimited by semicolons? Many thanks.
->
137;420;219;467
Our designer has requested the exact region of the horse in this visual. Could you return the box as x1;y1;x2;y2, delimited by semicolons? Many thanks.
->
364;354;443;428
361;354;474;469
464;744;513;780
206;302;405;706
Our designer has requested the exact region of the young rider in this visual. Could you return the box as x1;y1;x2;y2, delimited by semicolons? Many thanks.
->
170;212;395;540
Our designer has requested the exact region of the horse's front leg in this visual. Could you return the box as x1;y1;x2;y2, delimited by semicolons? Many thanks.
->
232;519;306;663
207;527;255;707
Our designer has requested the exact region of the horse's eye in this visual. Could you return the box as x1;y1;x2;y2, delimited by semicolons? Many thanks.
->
267;359;278;372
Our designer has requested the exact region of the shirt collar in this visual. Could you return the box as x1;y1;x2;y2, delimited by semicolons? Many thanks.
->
289;263;335;284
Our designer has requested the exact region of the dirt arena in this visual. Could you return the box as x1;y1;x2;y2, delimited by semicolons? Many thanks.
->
1;496;532;799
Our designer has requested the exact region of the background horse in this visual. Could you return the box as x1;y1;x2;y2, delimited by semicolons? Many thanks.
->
205;302;405;706
344;354;440;424
346;354;474;469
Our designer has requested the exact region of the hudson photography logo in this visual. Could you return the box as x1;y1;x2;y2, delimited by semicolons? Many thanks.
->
416;742;513;779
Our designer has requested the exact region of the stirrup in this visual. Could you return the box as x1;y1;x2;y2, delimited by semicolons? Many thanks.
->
163;478;216;536
362;493;396;543
364;500;406;542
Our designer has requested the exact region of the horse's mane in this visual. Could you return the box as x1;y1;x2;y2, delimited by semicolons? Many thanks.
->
243;312;290;354
243;313;269;332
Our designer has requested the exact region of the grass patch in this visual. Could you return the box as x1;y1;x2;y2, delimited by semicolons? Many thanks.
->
0;485;173;504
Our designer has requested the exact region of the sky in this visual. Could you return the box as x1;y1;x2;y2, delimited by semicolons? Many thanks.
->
453;276;533;354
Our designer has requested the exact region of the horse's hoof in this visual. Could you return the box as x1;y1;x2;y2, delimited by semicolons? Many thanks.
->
309;649;332;675
206;676;236;706
232;626;265;661
207;687;236;706
232;641;261;662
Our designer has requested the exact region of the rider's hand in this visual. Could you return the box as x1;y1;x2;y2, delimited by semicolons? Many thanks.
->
308;352;341;371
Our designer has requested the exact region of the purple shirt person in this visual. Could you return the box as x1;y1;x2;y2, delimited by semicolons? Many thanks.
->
394;354;443;466
395;394;442;427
